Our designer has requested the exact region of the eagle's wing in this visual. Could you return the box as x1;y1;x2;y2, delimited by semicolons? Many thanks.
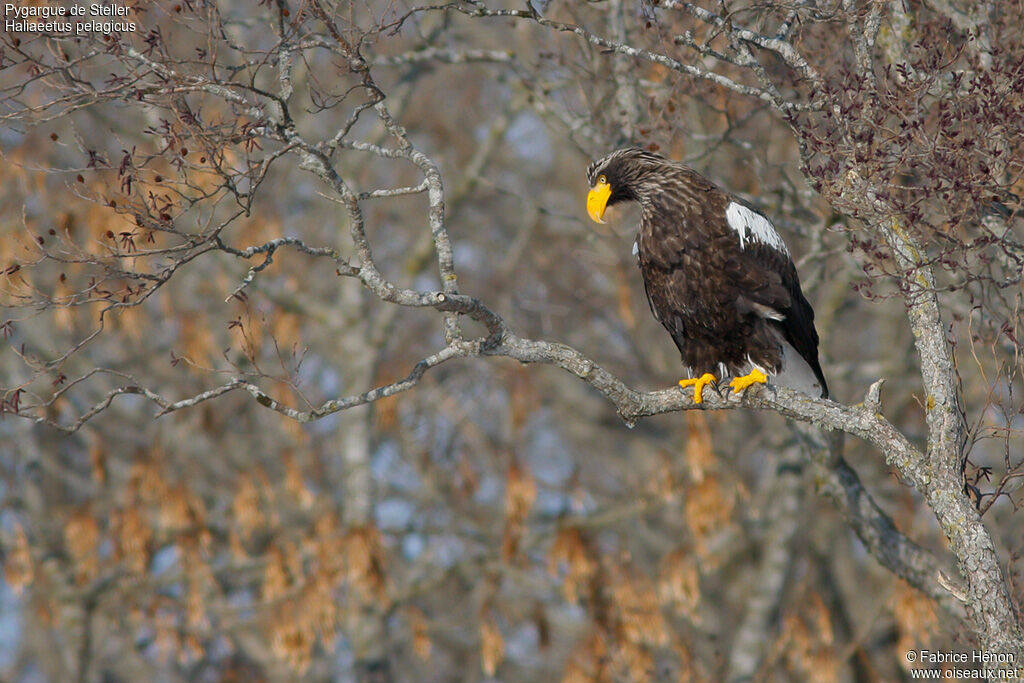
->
722;205;829;397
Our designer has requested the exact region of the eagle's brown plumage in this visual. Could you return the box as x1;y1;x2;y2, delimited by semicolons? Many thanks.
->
586;147;828;399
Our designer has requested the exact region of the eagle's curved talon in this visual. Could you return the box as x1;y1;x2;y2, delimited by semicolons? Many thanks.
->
729;368;768;394
679;373;717;404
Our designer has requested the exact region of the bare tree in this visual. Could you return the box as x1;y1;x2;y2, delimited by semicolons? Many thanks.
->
1;0;1022;680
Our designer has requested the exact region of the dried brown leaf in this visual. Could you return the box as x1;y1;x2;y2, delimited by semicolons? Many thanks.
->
341;524;388;604
658;549;701;621
64;508;100;584
684;476;734;562
407;606;432;662
549;527;598;605
480;613;505;677
115;505;151;574
231;475;264;539
684;412;714;483
3;523;33;596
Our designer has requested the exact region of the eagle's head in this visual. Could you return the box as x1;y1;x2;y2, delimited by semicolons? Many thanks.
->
586;147;670;223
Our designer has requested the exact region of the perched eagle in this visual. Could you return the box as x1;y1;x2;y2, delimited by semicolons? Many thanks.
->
585;147;828;403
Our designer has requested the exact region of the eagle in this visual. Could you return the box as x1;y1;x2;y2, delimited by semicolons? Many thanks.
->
585;147;828;403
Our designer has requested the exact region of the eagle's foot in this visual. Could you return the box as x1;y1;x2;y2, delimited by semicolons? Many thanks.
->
679;373;717;404
729;368;768;395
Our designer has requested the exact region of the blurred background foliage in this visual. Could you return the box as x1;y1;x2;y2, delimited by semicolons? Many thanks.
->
1;0;1022;680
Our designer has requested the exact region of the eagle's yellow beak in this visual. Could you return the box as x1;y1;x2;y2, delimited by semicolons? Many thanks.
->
587;179;611;224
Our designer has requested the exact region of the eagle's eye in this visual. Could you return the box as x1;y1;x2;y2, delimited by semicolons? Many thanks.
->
597;174;608;185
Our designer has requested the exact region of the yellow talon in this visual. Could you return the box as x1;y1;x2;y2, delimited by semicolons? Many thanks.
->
729;368;768;394
679;373;717;404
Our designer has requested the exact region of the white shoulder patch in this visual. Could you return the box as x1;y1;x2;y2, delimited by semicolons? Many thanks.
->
632;240;639;257
725;202;788;254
